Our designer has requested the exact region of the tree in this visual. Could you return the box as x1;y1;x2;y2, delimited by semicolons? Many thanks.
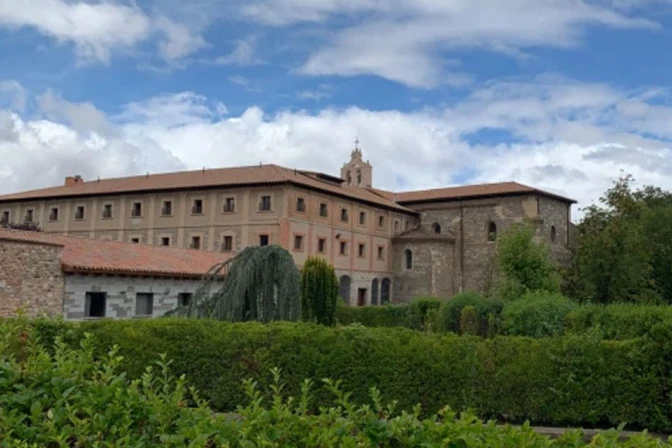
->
495;222;560;301
168;245;301;322
300;257;338;326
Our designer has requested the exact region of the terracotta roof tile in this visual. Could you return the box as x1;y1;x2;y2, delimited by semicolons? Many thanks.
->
0;229;230;278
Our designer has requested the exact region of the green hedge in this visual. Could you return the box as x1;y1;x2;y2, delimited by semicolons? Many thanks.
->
31;319;672;432
565;303;672;339
503;292;577;338
436;292;504;336
335;297;442;330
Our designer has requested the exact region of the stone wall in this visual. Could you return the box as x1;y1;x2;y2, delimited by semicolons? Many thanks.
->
0;239;65;317
537;196;572;266
392;238;454;302
63;274;203;320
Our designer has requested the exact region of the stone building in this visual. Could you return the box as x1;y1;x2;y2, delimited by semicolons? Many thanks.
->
0;228;229;319
0;148;575;305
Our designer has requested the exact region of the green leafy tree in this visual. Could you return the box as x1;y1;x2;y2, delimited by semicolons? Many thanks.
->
495;223;560;301
168;245;301;322
301;257;338;326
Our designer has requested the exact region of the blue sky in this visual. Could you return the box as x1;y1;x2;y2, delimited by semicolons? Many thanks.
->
1;0;672;215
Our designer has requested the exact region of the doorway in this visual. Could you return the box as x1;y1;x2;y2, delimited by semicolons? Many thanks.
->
357;288;367;307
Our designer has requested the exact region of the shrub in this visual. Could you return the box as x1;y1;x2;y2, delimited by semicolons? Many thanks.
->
335;302;411;328
460;305;479;335
301;257;338;326
436;291;504;336
27;318;672;432
502;291;577;337
565;303;672;339
408;296;443;331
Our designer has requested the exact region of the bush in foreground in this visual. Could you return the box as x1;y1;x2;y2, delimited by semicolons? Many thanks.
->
2;319;669;447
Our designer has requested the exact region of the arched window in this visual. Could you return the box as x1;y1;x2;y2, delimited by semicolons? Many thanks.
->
405;249;413;270
432;222;441;234
357;169;362;185
371;279;379;305
346;171;352;184
551;225;557;243
487;221;497;242
381;278;391;304
339;276;352;304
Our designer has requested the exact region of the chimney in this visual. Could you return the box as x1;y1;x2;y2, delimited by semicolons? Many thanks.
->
64;175;84;187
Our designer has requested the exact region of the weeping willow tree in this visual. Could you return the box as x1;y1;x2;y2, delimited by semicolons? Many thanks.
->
167;245;301;322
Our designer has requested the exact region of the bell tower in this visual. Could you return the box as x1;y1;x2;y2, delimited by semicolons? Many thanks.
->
340;139;373;188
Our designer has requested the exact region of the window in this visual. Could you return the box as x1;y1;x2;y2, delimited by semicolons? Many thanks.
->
317;238;326;253
487;221;497;242
405;249;413;270
259;234;269;246
259;195;272;211
319;203;328;217
102;204;113;219
178;293;192;307
394;221;399;232
294;235;304;251
74;206;85;220
135;293;154;317
161;237;170;247
346;171;352;184
339;241;347;256
223;197;235;212
85;292;106;318
551;225;557;243
25;209;34;223
192;199;203;215
357;170;362;185
1;211;9;223
340;208;349;222
296;197;306;212
190;236;201;250
358;243;366;258
161;201;173;216
131;237;140;244
433;223;441;234
359;211;366;225
405;220;410;230
49;207;59;221
377;246;385;260
357;288;367;306
378;216;385;228
131;202;142;218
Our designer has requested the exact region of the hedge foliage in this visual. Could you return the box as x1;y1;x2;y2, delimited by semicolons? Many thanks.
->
29;318;672;432
3;319;668;447
503;292;578;338
564;303;672;339
335;296;442;330
436;292;504;336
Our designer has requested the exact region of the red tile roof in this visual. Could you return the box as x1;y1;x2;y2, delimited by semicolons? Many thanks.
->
0;229;230;278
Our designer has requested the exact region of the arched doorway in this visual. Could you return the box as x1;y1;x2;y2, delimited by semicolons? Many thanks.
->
339;275;352;304
371;279;379;305
381;278;391;304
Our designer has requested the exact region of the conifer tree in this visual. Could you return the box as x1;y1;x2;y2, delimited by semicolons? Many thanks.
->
300;257;338;326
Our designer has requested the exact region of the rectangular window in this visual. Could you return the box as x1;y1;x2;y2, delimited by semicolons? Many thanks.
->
377;246;385;260
340;208;349;222
222;236;233;251
259;234;269;246
359;211;366;225
25;209;34;223
223;197;235;212
394;221;399;232
135;293;154;317
161;237;170;246
294;235;304;251
85;292;106;318
192;199;203;215
131;202;142;218
317;238;326;253
178;293;192;307
131;237;140;244
296;197;306;212
358;243;366;258
102;204;113;219
405;220;410;230
161;201;173;216
319;203;328;217
49;207;59;221
1;211;9;223
190;236;201;250
339;241;347;256
74;206;85;220
378;216;385;228
357;288;367;307
259;195;272;211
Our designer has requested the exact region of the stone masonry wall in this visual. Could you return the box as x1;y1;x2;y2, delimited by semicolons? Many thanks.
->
0;240;65;317
392;240;454;302
537;196;572;266
64;274;203;320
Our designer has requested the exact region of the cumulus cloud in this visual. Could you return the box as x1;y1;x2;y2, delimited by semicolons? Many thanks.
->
1;78;672;219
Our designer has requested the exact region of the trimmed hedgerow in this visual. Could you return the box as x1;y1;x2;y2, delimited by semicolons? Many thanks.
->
436;292;504;336
502;292;578;338
30;318;672;432
335;296;442;331
565;303;672;340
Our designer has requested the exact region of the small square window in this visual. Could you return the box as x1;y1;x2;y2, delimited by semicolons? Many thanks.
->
131;237;140;244
190;236;201;250
192;199;203;215
378;216;385;228
131;202;142;218
377;246;385;260
102;204;113;219
340;208;349;222
161;201;173;216
224;197;235;212
178;293;192;307
259;196;272;211
296;197;306;212
85;292;106;318
259;234;269;246
222;236;233;251
294;235;304;251
317;238;326;253
339;241;347;255
319;203;328;217
358;243;366;258
135;293;154;317
25;209;34;223
161;237;170;247
359;211;366;225
49;208;59;221
74;206;85;220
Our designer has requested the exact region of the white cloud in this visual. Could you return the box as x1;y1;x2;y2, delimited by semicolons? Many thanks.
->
2;78;672;219
0;81;26;112
155;16;207;61
213;36;262;66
